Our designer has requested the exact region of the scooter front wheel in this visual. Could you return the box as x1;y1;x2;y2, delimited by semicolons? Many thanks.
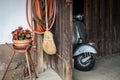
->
74;53;95;71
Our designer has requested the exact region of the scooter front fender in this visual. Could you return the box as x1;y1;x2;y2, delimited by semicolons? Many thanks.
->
73;44;97;57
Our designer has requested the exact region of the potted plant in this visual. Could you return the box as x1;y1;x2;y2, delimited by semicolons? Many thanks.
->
11;26;32;48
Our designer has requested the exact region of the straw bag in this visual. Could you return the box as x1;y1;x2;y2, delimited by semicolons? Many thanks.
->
42;30;56;55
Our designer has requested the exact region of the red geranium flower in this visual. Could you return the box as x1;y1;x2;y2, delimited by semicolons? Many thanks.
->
11;26;32;40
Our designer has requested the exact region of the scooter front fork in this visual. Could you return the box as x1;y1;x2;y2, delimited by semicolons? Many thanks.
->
82;53;95;63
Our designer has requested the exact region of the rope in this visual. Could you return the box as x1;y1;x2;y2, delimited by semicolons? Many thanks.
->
45;0;48;31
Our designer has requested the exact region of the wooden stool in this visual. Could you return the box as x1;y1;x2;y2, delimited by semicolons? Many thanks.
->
2;43;37;80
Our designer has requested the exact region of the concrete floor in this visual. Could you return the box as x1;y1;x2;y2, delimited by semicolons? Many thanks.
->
32;54;120;80
73;54;120;80
0;54;120;80
36;69;62;80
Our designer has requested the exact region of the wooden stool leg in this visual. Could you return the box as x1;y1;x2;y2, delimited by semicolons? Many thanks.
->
27;52;38;78
2;51;15;80
25;52;32;80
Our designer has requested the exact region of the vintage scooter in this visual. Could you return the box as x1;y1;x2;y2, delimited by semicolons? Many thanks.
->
73;14;97;71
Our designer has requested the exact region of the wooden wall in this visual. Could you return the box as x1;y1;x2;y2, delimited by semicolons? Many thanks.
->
84;0;120;56
36;0;73;80
50;0;73;80
112;0;120;54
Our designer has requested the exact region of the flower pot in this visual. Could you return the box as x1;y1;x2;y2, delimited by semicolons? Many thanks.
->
12;39;32;49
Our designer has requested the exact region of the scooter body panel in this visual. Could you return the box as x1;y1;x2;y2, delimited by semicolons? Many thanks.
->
73;44;97;57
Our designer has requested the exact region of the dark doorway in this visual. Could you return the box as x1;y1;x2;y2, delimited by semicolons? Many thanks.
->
73;0;84;16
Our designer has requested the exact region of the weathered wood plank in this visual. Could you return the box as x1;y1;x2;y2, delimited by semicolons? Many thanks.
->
50;0;73;80
36;35;44;74
84;0;120;56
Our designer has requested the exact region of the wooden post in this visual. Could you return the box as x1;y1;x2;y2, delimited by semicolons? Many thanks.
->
36;35;44;74
65;62;72;80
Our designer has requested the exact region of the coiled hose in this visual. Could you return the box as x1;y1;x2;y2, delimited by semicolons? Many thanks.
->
26;0;56;34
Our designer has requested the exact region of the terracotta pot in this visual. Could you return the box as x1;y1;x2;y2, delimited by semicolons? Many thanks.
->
12;39;32;48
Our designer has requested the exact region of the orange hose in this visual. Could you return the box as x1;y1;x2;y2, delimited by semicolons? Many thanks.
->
26;0;56;34
48;0;56;30
34;0;45;32
48;0;52;19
